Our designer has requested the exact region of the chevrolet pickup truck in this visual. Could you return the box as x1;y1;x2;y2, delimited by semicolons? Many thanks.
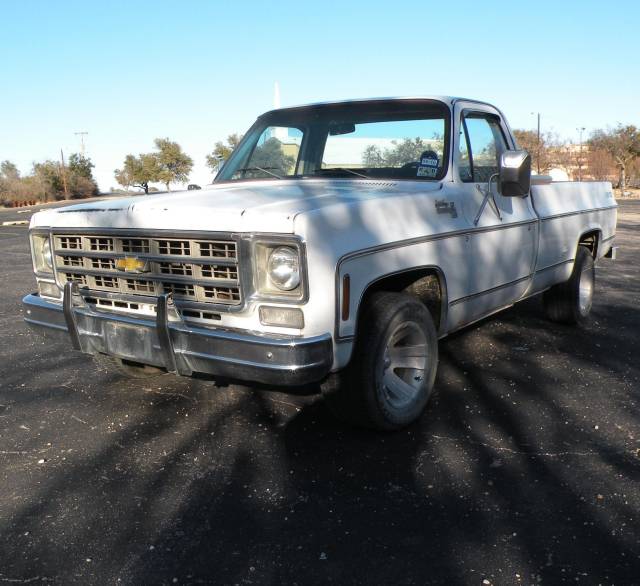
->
23;97;618;430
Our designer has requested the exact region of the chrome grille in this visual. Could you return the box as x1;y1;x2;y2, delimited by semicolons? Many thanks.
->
158;239;191;256
159;262;193;276
201;264;238;280
90;257;116;270
60;255;84;267
121;238;150;254
124;279;155;294
88;237;113;251
58;236;82;250
197;241;236;259
162;281;195;297
201;285;241;302
62;272;88;285
53;233;242;308
94;275;118;289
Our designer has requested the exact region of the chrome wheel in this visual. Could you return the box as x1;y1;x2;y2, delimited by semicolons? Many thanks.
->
323;291;438;430
578;266;594;315
378;321;429;409
543;247;595;325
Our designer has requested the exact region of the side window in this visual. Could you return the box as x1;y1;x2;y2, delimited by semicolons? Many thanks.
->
458;126;472;182
458;114;508;183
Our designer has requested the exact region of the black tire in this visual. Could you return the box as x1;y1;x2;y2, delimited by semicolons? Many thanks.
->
94;354;167;379
323;292;439;431
543;246;595;324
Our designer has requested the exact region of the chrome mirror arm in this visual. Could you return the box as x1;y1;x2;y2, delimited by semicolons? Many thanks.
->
474;173;502;225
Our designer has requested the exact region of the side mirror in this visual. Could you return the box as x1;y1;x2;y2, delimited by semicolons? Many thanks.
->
499;150;531;197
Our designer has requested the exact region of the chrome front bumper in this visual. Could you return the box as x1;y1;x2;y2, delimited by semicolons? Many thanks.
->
22;283;332;386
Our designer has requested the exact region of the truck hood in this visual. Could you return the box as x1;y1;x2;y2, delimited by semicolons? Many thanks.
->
31;179;443;233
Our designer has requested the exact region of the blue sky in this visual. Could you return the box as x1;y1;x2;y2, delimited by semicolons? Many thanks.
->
1;0;638;191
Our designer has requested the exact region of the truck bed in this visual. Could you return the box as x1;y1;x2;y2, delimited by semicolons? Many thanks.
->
529;181;617;289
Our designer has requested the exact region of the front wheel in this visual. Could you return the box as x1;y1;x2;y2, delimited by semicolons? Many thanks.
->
543;246;595;324
324;292;439;431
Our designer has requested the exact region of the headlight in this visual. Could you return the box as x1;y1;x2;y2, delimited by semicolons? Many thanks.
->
267;246;300;291
42;238;53;270
31;233;54;274
254;241;305;298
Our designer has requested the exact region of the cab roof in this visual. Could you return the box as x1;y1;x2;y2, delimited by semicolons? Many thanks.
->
260;96;495;116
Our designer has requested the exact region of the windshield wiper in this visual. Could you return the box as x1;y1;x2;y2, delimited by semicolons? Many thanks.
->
236;166;283;179
314;167;369;179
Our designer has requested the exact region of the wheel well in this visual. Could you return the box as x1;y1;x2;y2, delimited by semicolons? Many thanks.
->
359;268;446;332
578;230;601;258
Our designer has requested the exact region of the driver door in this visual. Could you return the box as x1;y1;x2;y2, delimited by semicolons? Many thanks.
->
452;105;538;326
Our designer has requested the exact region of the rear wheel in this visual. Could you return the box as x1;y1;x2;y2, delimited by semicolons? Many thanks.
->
324;292;439;430
543;246;595;324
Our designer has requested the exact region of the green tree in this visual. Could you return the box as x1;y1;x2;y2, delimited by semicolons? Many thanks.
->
115;139;193;194
154;138;193;191
249;138;295;176
362;138;437;168
114;153;161;194
586;148;617;182
114;157;135;190
206;133;243;174
1;160;20;181
33;160;64;201
589;125;640;194
513;129;558;174
1;156;98;205
68;153;94;179
361;145;386;167
67;153;98;197
0;161;21;201
68;175;98;198
387;138;429;167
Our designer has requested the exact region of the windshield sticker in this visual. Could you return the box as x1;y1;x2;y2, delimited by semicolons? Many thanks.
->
421;156;439;167
417;150;439;177
417;166;438;177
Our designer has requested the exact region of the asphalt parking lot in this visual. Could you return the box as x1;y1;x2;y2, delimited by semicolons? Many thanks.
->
1;200;639;585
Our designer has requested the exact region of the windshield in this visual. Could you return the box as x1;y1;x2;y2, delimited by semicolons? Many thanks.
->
216;99;450;183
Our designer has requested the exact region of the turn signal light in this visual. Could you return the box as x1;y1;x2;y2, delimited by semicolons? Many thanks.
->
38;281;61;299
259;306;304;329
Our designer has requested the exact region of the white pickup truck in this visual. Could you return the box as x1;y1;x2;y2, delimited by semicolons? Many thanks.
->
24;97;618;429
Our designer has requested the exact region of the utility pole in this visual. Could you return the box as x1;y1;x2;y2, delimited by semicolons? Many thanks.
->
577;127;586;182
60;149;69;200
534;112;541;173
530;112;542;173
74;131;88;156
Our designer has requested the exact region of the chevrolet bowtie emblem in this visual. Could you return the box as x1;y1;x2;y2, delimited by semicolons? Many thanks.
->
115;257;149;273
